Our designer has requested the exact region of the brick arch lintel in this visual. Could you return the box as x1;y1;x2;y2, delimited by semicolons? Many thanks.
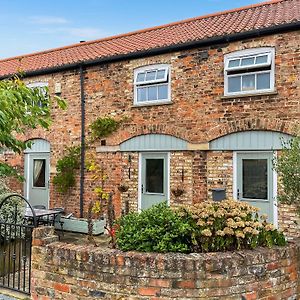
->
117;123;190;145
207;118;299;142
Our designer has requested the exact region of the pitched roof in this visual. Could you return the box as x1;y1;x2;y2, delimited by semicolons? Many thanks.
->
0;0;299;77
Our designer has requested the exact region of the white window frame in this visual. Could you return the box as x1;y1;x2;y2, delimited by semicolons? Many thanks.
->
134;64;171;106
224;48;275;96
27;81;49;108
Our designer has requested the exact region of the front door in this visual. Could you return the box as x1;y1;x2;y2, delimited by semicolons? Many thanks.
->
237;152;274;223
140;153;169;210
24;153;50;208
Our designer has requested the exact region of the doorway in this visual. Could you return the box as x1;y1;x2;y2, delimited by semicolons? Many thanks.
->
24;139;50;208
236;152;275;223
139;153;169;210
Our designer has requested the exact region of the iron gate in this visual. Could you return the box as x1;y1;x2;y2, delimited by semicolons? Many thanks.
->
0;193;37;295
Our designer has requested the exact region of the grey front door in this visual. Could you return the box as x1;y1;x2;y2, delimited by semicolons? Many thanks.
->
237;152;274;223
24;153;50;208
140;153;169;210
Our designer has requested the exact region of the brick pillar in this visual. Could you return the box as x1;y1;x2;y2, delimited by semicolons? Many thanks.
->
192;151;207;204
31;227;59;300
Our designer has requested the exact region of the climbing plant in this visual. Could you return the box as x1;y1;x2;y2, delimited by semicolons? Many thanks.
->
89;116;121;141
53;146;81;193
273;135;300;214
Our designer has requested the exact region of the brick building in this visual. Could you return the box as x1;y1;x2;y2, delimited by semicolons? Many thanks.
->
0;0;299;238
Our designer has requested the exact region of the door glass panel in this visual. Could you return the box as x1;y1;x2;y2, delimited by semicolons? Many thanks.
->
242;159;268;199
33;159;46;187
145;159;164;193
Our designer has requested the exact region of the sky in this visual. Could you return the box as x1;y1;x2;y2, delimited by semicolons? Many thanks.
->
0;0;263;60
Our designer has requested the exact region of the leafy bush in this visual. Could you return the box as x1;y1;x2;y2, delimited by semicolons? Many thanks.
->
0;180;25;241
115;202;194;253
179;200;286;252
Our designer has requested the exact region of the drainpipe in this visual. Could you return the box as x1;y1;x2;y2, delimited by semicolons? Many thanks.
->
79;65;85;218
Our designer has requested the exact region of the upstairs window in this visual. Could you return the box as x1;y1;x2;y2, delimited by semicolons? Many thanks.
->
134;64;170;105
224;48;275;96
27;82;49;108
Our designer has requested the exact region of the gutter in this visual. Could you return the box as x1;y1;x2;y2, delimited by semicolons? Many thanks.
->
79;65;85;218
1;21;300;79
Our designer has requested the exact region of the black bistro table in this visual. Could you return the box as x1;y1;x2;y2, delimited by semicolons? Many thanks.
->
25;208;61;226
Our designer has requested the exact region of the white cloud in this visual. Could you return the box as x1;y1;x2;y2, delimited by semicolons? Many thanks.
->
29;16;69;25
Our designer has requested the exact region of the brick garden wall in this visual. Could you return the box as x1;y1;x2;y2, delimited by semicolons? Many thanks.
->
31;227;300;300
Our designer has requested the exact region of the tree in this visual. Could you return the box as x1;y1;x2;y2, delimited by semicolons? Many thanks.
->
0;76;66;179
273;135;300;213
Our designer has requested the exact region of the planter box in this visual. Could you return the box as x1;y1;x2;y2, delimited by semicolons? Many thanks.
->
55;217;105;235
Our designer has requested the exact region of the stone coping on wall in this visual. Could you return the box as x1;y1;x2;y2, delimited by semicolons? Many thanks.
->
31;227;300;300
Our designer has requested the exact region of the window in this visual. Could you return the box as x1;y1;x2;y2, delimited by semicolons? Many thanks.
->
134;64;170;105
224;48;275;96
27;82;49;108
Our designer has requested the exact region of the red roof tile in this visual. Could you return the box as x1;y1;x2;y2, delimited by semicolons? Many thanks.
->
0;0;299;77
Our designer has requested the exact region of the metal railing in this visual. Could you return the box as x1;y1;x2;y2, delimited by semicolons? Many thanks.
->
0;194;37;295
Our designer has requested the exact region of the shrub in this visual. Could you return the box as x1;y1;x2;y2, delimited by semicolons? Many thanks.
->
179;199;286;252
0;180;25;241
115;202;194;253
115;200;286;254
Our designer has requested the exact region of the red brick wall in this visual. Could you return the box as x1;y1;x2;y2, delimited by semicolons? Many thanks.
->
31;227;300;300
2;31;299;234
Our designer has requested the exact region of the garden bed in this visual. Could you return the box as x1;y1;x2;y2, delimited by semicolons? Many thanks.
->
31;227;300;300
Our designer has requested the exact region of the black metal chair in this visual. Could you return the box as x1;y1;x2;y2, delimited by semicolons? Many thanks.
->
32;205;47;225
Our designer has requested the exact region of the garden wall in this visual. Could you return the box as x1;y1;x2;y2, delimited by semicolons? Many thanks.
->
31;227;300;300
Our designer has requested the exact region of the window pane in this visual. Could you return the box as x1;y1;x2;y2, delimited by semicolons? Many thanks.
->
33;159;46;188
158;84;168;100
146;159;164;193
242;159;268;200
241;57;255;66
257;73;271;90
137;87;147;102
228;59;240;68
228;76;241;93
255;55;268;64
242;74;255;91
145;70;156;81
148;86;157;100
156;69;166;79
136;72;145;82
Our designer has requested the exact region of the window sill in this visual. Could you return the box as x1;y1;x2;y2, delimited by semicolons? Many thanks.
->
132;101;173;108
221;90;278;99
